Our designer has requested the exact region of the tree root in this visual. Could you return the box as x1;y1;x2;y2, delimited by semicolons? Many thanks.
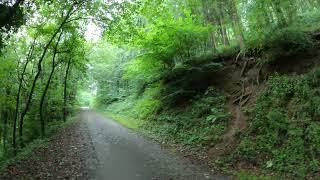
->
240;61;248;77
234;51;242;65
256;64;263;86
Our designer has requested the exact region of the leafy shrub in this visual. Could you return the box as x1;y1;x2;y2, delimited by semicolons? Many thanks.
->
144;87;229;146
295;10;320;31
216;42;240;58
236;171;274;180
160;53;225;107
131;84;162;119
264;27;315;61
234;70;320;178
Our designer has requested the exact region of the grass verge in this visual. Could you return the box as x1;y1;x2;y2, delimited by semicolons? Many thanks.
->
100;111;141;130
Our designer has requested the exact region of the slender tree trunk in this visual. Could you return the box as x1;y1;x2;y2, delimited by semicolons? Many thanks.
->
13;38;36;154
231;0;245;49
3;88;13;153
63;58;72;122
209;31;217;52
201;0;217;51
287;1;298;24
39;32;63;137
18;7;73;148
216;1;229;46
271;0;287;27
2;107;8;152
221;26;229;46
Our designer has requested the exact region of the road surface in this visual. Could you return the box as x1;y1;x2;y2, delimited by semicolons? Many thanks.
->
83;110;228;180
0;110;229;179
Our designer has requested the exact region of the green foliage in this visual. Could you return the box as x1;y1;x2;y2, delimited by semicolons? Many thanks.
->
144;87;229;146
294;10;320;31
98;85;229;147
131;85;162;119
2;0;315;176
100;84;162;120
104;112;141;130
0;0;105;160
233;69;320;178
264;28;315;61
77;90;94;107
135;20;210;68
90;3;320;178
235;171;275;180
160;57;223;106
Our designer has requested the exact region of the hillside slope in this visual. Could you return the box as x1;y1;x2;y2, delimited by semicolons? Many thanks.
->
99;28;320;178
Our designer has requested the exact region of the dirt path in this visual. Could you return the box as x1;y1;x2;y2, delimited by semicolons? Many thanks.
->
0;111;230;179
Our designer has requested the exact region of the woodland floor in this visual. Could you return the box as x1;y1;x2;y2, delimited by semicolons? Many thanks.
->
0;111;229;180
0;115;97;179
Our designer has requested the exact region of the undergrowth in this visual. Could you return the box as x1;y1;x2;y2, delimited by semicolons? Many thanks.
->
264;27;316;62
235;171;276;180
0;115;77;171
145;87;229;146
232;68;320;178
102;86;229;147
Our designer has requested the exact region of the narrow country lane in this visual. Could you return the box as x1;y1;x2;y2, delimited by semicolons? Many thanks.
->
0;110;229;180
83;110;228;180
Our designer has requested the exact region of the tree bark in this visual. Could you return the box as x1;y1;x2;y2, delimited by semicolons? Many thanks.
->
209;31;217;52
18;6;74;148
63;58;72;122
39;31;63;137
231;0;245;49
216;1;229;46
2;105;8;152
12;38;36;154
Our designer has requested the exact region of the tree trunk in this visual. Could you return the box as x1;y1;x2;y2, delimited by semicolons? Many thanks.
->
271;0;287;27
2;107;8;152
216;1;229;46
231;0;245;49
13;38;36;154
63;58;72;122
18;6;73;148
209;31;217;52
39;32;63;137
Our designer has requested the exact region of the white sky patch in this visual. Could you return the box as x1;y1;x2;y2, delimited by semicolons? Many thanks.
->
85;20;103;42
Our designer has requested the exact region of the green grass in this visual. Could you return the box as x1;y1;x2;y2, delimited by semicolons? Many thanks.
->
102;111;141;130
99;86;229;147
235;171;277;180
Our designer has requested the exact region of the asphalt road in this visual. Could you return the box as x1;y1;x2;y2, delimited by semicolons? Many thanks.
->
82;110;229;180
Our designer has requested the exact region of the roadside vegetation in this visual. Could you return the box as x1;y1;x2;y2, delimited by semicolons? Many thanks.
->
1;0;320;179
87;0;320;178
0;0;113;164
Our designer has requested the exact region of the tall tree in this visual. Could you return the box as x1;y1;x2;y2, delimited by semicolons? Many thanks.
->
39;31;63;137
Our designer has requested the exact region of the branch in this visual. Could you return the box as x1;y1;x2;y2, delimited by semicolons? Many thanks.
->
56;50;71;54
13;0;24;8
69;0;86;17
65;16;96;24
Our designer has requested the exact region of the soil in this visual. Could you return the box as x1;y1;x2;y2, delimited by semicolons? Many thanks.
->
0;116;97;179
